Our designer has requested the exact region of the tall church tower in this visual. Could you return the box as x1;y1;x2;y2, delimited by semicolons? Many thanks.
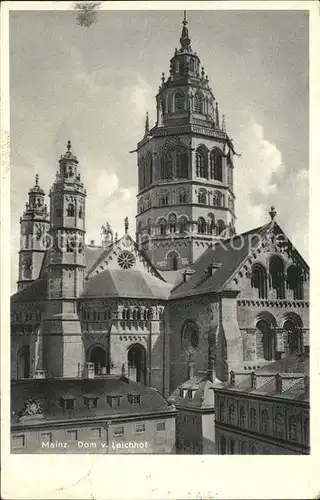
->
41;141;86;378
135;13;237;271
17;175;50;291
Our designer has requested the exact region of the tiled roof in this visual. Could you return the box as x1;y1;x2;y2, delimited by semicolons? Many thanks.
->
84;244;105;277
170;224;270;299
11;278;47;304
217;354;309;403
81;268;172;300
169;375;222;410
11;376;174;427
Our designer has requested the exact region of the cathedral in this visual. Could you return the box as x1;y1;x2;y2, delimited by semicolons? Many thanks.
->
11;13;309;404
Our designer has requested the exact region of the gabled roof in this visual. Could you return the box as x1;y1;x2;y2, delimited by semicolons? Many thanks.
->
170;224;269;299
81;268;172;300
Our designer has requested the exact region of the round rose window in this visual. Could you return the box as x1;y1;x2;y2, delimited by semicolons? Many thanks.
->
182;321;199;352
117;251;136;269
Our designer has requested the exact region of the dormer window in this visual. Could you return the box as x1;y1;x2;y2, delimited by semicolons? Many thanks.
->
128;394;141;405
84;396;99;409
107;395;122;407
60;397;76;411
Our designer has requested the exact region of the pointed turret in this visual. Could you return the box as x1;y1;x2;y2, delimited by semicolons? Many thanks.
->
17;174;50;291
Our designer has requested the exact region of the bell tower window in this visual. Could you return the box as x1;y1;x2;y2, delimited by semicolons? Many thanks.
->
196;147;208;178
67;203;75;217
194;92;203;114
174;92;185;112
210;150;223;181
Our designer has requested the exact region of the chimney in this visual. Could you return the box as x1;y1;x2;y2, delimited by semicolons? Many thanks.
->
183;268;195;283
188;361;195;379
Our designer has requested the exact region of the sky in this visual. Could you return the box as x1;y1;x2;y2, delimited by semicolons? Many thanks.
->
9;7;309;293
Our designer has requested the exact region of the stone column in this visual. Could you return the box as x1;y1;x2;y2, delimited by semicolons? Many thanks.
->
274;328;285;359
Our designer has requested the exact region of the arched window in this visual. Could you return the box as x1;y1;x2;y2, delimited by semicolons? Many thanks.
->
249;408;257;429
196;147;208;178
145;153;153;186
287;265;304;300
210;150;223;181
289;416;298;441
229;404;236;425
256;319;276;361
168;214;177;233
283;318;301;354
179;217;188;234
194;92;203;114
274;412;284;438
189;58;195;72
216;219;226;236
146;218;151;235
198;217;206;234
220;435;226;455
176;149;188;178
208;214;215;235
159;194;169;206
67;203;75;217
213;191;223;207
251;264;268;299
78;204;83;219
160;151;173;180
139;158;146;189
167;252;179;271
174;92;185;112
269;255;285;299
179;191;187;204
159;219;167;235
198;190;207;204
261;410;269;433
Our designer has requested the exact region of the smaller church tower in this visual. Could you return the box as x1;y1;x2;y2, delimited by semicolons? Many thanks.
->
41;141;86;378
17;175;50;291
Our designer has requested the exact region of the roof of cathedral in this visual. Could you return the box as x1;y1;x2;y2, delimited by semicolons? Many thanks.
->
216;353;309;403
81;268;172;300
11;278;47;303
84;244;106;277
170;223;270;299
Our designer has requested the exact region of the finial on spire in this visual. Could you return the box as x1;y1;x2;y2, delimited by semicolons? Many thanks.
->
269;206;277;221
35;174;39;186
180;10;191;51
124;216;129;234
144;111;149;137
67;140;71;151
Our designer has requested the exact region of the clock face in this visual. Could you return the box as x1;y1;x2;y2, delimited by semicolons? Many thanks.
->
117;251;136;270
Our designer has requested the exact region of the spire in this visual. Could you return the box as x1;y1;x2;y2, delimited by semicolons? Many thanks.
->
144;111;149;137
180;10;191;51
67;140;71;151
35;173;39;186
222;114;226;132
124;216;129;234
269;206;277;221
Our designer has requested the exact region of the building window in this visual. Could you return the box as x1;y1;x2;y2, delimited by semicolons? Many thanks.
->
174;92;185;112
256;319;276;361
261;410;269;433
128;394;141;405
198;191;207;204
219;402;225;422
239;441;247;455
113;426;124;437
179;191;187;203
156;422;165;431
40;432;52;442
107;395;122;407
194;92;203;114
12;434;25;448
67;203;75;217
66;430;78;441
269;255;285;299
287;265;304;300
288;416;298;441
179;217;188;234
228;404;236;425
216;219;225;236
160;151;173;180
60;398;75;411
274;412;284;438
239;406;245;427
210;150;223;181
250;408;257;429
198;217;206;234
251;264;268;299
196;147;208;178
78;205;83;219
84;397;98;409
250;444;257;455
91;428;102;439
284;319;301;355
136;423;145;433
212;191;223;207
176;149;188;178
